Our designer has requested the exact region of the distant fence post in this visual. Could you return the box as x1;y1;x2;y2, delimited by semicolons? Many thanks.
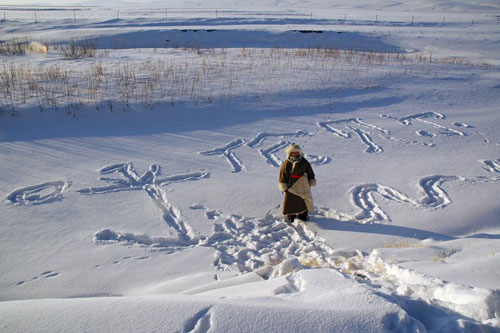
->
441;16;445;26
165;8;168;20
411;15;414;25
74;10;76;23
34;11;37;23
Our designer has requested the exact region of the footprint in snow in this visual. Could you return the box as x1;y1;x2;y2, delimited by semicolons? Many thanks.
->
16;270;60;286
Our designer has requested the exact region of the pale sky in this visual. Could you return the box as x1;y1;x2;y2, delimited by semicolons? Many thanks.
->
3;0;500;12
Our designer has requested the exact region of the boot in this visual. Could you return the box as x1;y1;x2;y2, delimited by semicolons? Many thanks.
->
297;211;309;221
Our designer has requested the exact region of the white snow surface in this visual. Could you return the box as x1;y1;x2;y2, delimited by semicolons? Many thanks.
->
1;1;499;332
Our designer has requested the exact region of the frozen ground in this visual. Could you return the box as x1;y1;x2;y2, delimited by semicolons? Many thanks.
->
1;1;499;332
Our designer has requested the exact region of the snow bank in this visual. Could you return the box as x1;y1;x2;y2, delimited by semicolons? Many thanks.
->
368;249;500;326
0;269;424;332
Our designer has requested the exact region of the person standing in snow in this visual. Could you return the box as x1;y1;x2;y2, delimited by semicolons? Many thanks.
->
278;143;316;223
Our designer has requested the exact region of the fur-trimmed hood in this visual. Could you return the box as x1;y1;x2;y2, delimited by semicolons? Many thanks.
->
285;143;304;159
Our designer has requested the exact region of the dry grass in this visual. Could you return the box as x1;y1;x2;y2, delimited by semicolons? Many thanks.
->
300;255;330;268
384;238;423;249
0;44;482;116
58;39;98;59
431;246;456;262
0;38;30;55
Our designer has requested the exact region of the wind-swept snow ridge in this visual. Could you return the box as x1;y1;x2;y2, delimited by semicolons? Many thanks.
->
79;163;208;242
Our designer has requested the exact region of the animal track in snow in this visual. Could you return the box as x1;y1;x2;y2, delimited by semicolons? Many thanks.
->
199;139;245;173
112;255;152;265
78;162;209;243
16;270;60;286
7;181;71;205
94;255;151;269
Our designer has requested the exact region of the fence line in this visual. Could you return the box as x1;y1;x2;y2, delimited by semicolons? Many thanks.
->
1;8;498;26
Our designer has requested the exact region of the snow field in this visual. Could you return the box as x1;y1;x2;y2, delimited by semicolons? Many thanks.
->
1;3;500;332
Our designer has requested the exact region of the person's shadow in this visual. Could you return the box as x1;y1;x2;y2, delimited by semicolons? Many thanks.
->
311;215;500;241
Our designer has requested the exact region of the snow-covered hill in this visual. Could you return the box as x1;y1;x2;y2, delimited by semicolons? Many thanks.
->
1;2;499;332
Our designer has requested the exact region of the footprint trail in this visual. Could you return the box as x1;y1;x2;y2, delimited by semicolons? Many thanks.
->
7;181;71;205
79;163;209;242
199;139;246;173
